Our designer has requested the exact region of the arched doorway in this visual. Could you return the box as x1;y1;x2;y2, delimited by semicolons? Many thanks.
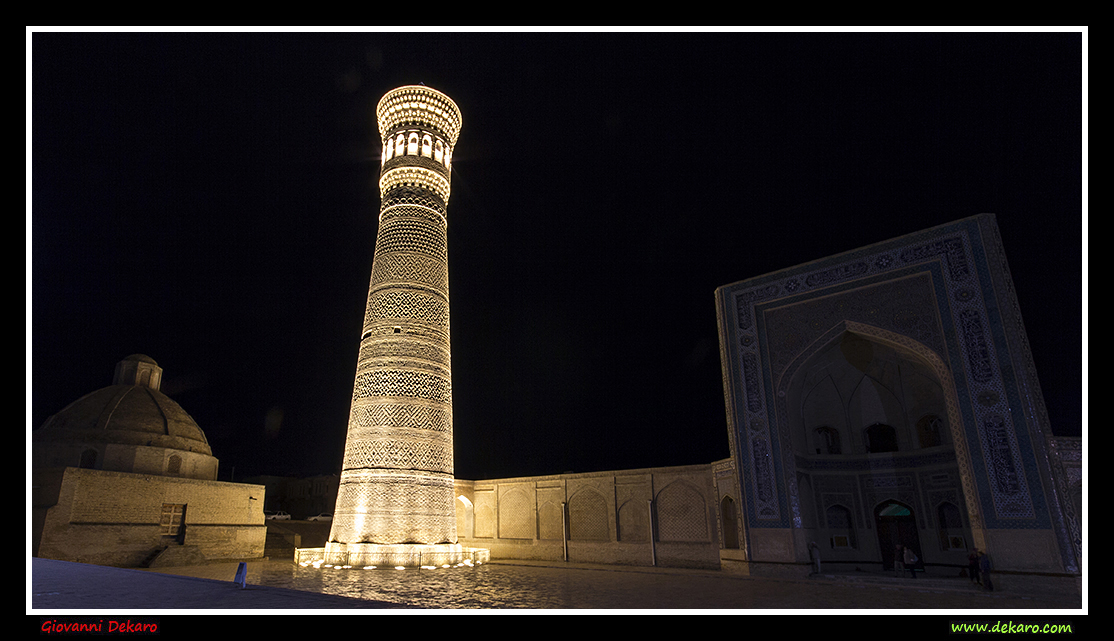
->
875;500;921;571
721;496;739;549
455;495;474;540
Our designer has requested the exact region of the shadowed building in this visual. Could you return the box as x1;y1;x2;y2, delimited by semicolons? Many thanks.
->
32;354;266;567
714;215;1080;591
442;216;1080;594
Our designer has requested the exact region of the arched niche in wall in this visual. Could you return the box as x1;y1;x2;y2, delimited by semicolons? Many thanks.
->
782;328;951;458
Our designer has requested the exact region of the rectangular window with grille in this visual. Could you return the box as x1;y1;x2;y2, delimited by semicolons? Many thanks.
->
160;504;185;535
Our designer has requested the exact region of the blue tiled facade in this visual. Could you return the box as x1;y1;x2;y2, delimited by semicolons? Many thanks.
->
715;215;1076;574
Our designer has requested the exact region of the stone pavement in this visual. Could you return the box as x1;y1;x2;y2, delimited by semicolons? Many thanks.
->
29;558;400;610
488;559;1083;610
29;557;1083;611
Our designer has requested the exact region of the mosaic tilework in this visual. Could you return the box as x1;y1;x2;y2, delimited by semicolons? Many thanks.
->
330;86;462;547
926;488;966;528
717;216;1049;537
1048;437;1082;573
976;220;1076;571
811;475;864;529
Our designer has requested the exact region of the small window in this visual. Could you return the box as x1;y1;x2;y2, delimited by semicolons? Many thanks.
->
167;454;182;476
864;423;898;453
160;504;186;536
814;427;841;454
917;414;944;448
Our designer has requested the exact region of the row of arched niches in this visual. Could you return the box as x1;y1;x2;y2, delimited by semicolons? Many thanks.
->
381;129;453;170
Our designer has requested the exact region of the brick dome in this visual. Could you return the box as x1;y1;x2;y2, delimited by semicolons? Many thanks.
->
33;355;218;479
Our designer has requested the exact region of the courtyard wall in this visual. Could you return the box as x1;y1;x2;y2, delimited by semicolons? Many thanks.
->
454;463;728;569
34;467;266;567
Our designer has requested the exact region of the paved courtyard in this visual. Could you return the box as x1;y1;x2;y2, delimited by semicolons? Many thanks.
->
30;557;1083;612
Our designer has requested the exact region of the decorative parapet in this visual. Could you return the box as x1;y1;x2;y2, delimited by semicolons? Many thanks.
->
377;86;462;194
377;85;462;145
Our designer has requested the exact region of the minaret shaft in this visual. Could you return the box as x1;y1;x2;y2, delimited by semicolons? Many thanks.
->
327;86;462;549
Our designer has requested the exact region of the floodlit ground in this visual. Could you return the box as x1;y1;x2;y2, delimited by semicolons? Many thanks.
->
31;557;1082;611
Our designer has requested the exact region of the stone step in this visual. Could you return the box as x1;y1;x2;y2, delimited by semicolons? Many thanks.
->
811;572;985;592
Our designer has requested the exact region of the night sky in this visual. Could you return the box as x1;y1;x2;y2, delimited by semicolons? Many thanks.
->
29;31;1085;482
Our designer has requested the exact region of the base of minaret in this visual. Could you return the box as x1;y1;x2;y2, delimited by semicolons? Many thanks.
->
315;542;490;568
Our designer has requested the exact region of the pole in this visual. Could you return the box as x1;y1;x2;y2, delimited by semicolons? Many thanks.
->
561;502;568;562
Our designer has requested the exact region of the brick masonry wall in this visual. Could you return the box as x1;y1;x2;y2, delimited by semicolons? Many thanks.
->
455;463;725;569
36;467;266;567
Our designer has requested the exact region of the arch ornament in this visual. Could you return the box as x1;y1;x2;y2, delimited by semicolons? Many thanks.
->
498;486;534;539
775;320;985;539
567;489;609;541
617;499;649;542
656;480;709;542
455;494;474;539
717;215;1074;574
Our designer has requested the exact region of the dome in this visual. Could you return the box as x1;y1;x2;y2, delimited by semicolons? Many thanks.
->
35;384;213;455
33;355;218;479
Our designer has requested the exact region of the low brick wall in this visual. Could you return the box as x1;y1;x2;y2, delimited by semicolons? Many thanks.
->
35;467;266;567
455;463;725;569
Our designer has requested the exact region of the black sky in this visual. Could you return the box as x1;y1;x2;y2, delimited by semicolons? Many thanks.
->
29;31;1085;481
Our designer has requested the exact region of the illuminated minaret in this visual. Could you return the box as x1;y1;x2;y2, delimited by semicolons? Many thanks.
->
325;86;463;565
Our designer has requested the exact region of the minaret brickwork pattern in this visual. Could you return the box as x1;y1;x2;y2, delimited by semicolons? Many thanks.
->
328;86;461;546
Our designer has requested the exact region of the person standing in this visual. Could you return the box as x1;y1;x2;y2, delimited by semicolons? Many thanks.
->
903;545;918;579
808;541;821;575
894;545;905;577
968;549;980;584
978;551;994;591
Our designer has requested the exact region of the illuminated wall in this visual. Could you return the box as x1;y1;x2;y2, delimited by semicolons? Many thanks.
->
453;463;732;569
328;86;462;546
